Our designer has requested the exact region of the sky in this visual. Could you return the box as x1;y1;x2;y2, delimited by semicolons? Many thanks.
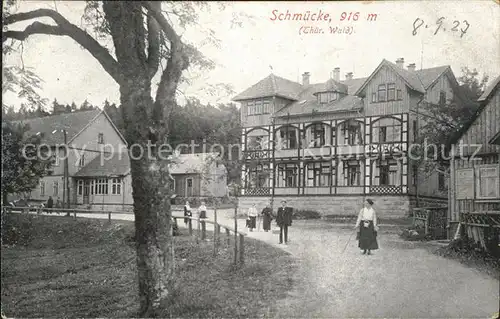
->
3;0;499;110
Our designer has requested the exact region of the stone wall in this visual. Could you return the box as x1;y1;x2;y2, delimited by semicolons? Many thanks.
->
238;195;411;218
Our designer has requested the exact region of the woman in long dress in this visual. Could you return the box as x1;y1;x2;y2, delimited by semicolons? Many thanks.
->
247;204;258;232
198;201;207;219
261;204;273;232
355;198;379;255
184;201;192;225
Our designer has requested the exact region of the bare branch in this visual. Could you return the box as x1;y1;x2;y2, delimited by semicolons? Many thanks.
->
3;8;123;85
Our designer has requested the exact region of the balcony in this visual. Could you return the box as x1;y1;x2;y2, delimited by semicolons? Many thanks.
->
243;187;271;196
337;144;364;156
369;185;403;194
244;149;271;160
300;146;332;159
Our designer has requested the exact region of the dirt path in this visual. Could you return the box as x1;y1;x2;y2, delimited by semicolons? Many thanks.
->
24;211;499;317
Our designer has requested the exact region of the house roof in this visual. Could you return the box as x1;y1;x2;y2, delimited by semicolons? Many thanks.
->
489;130;500;145
355;59;426;95
449;74;500;146
169;152;221;174
232;74;303;101
74;152;130;177
14;109;102;145
415;66;451;89
274;83;363;117
478;75;500;102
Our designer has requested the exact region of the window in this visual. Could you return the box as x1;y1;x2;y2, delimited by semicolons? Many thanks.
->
329;92;338;102
413;120;418;141
112;178;121;195
187;179;193;187
411;165;418;185
276;163;298;187
169;178;176;192
396;89;402;100
78;180;83;195
306;162;331;187
79;154;85;167
387;83;396;101
371;117;402;143
439;91;446;106
277;126;298;149
247;164;269;188
309;123;326;147
377;84;386;102
53;181;59;196
247;101;254;116
262;100;270;114
53;154;60;166
340;120;363;145
476;165;499;199
40;181;45;196
342;160;361;186
371;92;377;103
319;92;328;104
98;133;104;144
94;178;109;195
438;172;446;191
255;100;262;114
372;159;400;186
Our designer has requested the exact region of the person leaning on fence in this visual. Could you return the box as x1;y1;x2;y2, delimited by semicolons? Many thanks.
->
46;196;53;214
354;198;379;255
276;200;293;244
198;202;207;219
184;201;192;225
246;204;258;232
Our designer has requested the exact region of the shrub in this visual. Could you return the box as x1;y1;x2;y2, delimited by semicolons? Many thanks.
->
292;209;321;220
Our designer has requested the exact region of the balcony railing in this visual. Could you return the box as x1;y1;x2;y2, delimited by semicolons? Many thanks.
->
369;185;402;194
244;187;271;196
244;149;271;160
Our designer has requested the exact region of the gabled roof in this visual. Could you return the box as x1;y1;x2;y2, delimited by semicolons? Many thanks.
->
274;83;363;117
342;77;367;95
14;109;101;145
478;75;500;102
415;65;451;89
449;74;500;147
313;78;348;94
232;74;303;101
74;152;130;177
355;59;426;95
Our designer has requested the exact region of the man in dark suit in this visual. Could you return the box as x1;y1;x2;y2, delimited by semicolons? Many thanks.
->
276;200;293;244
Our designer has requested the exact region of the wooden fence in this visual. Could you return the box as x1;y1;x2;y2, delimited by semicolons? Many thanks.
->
2;205;246;266
411;206;448;240
457;211;500;254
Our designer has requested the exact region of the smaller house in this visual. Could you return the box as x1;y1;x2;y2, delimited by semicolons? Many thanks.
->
169;152;228;198
448;75;500;251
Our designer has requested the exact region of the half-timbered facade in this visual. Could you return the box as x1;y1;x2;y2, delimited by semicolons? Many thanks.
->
234;58;464;217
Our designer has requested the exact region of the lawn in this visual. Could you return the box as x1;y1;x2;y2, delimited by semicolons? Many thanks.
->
1;213;297;318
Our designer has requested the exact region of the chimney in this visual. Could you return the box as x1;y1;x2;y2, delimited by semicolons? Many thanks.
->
407;63;416;72
332;67;340;82
302;72;310;86
396;58;404;68
345;72;354;81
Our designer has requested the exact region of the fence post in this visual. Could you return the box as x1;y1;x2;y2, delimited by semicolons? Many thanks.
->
73;211;77;220
226;228;230;246
201;220;206;240
234;205;238;265
108;212;111;222
213;208;218;257
217;225;221;246
424;210;429;236
188;218;193;236
239;234;244;264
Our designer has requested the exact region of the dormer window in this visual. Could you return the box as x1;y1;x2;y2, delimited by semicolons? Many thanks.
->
317;92;338;104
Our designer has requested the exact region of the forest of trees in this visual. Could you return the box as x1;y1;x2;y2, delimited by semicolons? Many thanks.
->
2;97;243;183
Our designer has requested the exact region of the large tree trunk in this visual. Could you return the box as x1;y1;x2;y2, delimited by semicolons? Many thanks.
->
120;81;174;317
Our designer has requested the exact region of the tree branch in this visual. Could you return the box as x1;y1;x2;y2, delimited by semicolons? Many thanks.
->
141;1;189;133
146;2;161;80
3;8;123;85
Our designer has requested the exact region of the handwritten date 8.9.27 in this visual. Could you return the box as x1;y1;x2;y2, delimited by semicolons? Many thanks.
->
413;17;469;38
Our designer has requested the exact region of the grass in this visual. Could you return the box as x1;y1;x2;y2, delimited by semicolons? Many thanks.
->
1;213;296;318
